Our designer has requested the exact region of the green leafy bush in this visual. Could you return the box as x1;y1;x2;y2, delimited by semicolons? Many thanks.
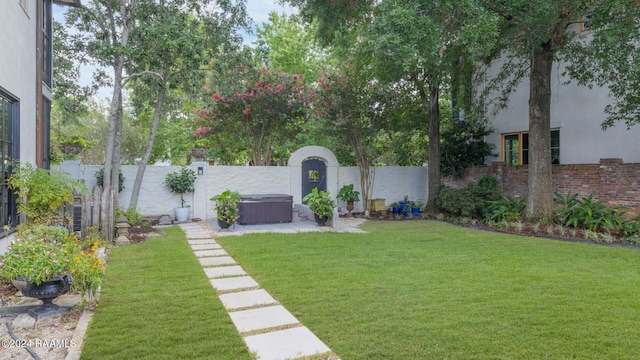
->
7;163;86;226
486;195;526;222
116;207;144;225
554;192;627;232
436;176;500;219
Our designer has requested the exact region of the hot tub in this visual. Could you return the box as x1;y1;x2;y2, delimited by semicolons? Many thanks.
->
237;194;293;225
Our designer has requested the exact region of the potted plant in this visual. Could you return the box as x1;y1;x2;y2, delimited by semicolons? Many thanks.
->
412;201;423;216
404;201;415;217
0;224;107;317
390;202;401;214
7;162;86;226
58;134;87;155
336;184;360;216
302;188;336;226
189;138;211;160
210;190;241;229
165;167;197;222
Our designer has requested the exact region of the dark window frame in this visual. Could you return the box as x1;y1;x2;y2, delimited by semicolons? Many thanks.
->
42;0;53;87
0;87;21;233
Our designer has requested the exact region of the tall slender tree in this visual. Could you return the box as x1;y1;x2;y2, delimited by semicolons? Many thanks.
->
126;0;248;210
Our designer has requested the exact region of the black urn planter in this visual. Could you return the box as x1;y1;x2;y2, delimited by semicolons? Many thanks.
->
22;274;72;319
314;214;329;226
217;219;231;229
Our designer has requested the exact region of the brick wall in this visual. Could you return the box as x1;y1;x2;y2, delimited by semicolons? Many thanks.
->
442;158;640;217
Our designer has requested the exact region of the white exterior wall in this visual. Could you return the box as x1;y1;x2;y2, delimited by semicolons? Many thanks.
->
0;1;38;252
484;30;640;165
1;1;38;165
56;161;429;220
336;166;429;213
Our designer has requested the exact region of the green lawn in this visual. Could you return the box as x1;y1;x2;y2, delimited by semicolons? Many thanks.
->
216;220;640;360
80;227;252;360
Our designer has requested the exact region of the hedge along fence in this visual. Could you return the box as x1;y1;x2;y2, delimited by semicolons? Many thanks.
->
442;158;640;217
55;161;429;220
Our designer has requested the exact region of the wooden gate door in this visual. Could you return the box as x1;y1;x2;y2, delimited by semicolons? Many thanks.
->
301;158;326;202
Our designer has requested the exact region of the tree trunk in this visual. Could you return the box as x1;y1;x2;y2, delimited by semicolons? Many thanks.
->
129;75;168;210
100;64;123;242
525;41;554;221
100;0;134;242
416;77;441;212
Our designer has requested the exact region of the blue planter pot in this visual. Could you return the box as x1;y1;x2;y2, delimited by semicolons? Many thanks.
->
411;207;421;216
392;207;401;214
399;201;408;210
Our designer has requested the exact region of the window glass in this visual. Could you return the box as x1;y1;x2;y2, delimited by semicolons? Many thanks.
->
0;90;19;231
504;134;519;165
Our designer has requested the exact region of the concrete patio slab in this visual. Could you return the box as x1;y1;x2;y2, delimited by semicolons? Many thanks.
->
188;239;218;245
204;265;246;278
228;305;299;333
210;276;259;292
219;289;277;310
244;327;332;360
190;243;221;250
199;256;235;267
194;249;228;257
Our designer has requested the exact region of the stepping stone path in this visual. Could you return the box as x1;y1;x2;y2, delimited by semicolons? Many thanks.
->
179;223;335;360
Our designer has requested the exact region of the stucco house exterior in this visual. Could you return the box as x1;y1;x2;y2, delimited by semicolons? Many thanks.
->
0;0;80;241
481;21;640;167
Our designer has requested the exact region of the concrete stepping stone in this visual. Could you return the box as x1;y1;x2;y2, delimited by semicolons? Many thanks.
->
184;231;211;239
244;326;331;360
199;256;235;267
194;249;227;257
228;305;299;333
210;276;259;292
190;243;221;250
204;265;246;278
219;289;277;310
188;238;218;245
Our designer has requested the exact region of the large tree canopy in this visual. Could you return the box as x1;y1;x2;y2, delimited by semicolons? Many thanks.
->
199;61;311;165
478;0;640;220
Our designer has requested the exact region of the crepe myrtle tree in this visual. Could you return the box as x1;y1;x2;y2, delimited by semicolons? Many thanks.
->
196;64;312;166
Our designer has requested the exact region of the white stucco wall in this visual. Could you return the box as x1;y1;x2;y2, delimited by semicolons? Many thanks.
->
483;34;640;165
336;166;428;213
55;160;429;220
0;1;38;166
0;1;38;253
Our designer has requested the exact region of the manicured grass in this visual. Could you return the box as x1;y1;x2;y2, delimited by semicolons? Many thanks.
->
80;227;252;360
216;221;640;359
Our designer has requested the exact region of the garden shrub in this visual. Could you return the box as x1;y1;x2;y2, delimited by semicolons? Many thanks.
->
554;192;628;232
116;207;143;225
436;176;501;218
486;195;526;222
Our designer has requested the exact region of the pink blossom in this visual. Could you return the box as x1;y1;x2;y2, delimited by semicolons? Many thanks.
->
50;252;56;257
46;269;51;275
